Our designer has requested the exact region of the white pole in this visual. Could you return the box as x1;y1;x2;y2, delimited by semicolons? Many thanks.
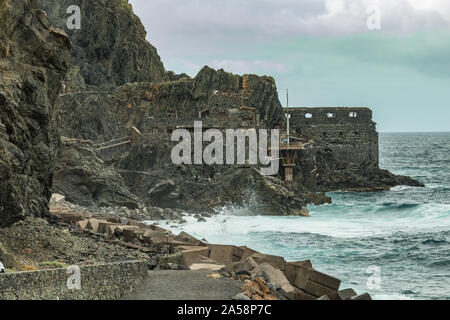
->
286;89;290;145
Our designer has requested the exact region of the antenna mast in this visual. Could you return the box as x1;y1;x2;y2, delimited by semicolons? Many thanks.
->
285;89;291;145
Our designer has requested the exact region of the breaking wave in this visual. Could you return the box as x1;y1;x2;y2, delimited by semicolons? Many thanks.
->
153;133;450;300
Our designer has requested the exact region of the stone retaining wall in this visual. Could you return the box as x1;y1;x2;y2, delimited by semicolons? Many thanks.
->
0;260;147;300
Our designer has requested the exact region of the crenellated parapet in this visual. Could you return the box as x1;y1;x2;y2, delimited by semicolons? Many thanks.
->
285;107;379;166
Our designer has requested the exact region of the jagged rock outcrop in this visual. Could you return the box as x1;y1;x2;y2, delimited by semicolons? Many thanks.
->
57;66;284;143
313;149;424;192
52;137;139;209
0;0;70;227
116;135;312;215
37;0;167;89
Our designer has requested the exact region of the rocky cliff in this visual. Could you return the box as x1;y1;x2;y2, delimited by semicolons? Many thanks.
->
52;137;139;209
0;0;421;218
36;0;167;88
58;66;283;143
0;0;70;226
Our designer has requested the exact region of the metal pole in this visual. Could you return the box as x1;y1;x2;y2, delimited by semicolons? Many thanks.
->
286;89;290;145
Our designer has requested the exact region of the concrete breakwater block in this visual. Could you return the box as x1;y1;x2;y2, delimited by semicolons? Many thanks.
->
189;263;225;271
238;246;259;260
351;293;372;300
248;253;286;271
49;207;91;223
123;228;145;242
336;288;358;300
207;244;244;263
284;260;313;284
86;219;108;233
127;220;149;229
233;257;258;274
288;264;341;294
174;232;206;246
76;219;89;229
98;222;121;235
182;246;211;266
300;279;338;297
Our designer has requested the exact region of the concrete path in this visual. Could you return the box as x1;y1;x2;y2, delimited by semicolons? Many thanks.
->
123;270;242;300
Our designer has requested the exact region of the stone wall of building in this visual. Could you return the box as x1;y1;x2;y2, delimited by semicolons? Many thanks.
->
286;107;379;166
0;261;147;300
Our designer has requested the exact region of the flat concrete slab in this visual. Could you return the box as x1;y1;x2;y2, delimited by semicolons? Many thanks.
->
123;270;242;300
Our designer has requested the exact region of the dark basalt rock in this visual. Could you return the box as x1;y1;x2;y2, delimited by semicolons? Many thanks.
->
37;0;167;89
116;135;311;216
0;0;70;227
52;137;139;209
56;66;284;143
313;148;425;192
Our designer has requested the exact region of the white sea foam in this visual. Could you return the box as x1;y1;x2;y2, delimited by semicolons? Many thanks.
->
151;202;450;243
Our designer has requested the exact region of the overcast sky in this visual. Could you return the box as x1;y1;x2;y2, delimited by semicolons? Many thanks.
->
129;0;450;132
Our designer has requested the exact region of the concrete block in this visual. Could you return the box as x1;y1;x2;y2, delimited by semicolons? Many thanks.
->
207;244;244;263
123;229;144;242
57;212;85;223
76;219;89;230
249;253;286;271
143;230;166;240
301;280;337;297
98;222;120;234
127;220;148;229
285;260;313;284
105;224;122;235
174;232;205;246
351;293;372;300
292;265;341;291
189;263;225;271
234;257;258;274
86;219;108;233
182;246;211;266
106;216;121;223
338;288;358;300
116;225;139;233
239;246;259;260
279;286;316;301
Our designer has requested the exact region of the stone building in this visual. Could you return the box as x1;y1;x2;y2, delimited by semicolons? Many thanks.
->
284;107;379;166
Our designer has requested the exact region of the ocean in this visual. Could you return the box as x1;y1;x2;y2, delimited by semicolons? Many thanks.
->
156;132;450;300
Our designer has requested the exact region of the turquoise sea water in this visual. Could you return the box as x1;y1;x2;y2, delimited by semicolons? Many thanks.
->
157;132;450;300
